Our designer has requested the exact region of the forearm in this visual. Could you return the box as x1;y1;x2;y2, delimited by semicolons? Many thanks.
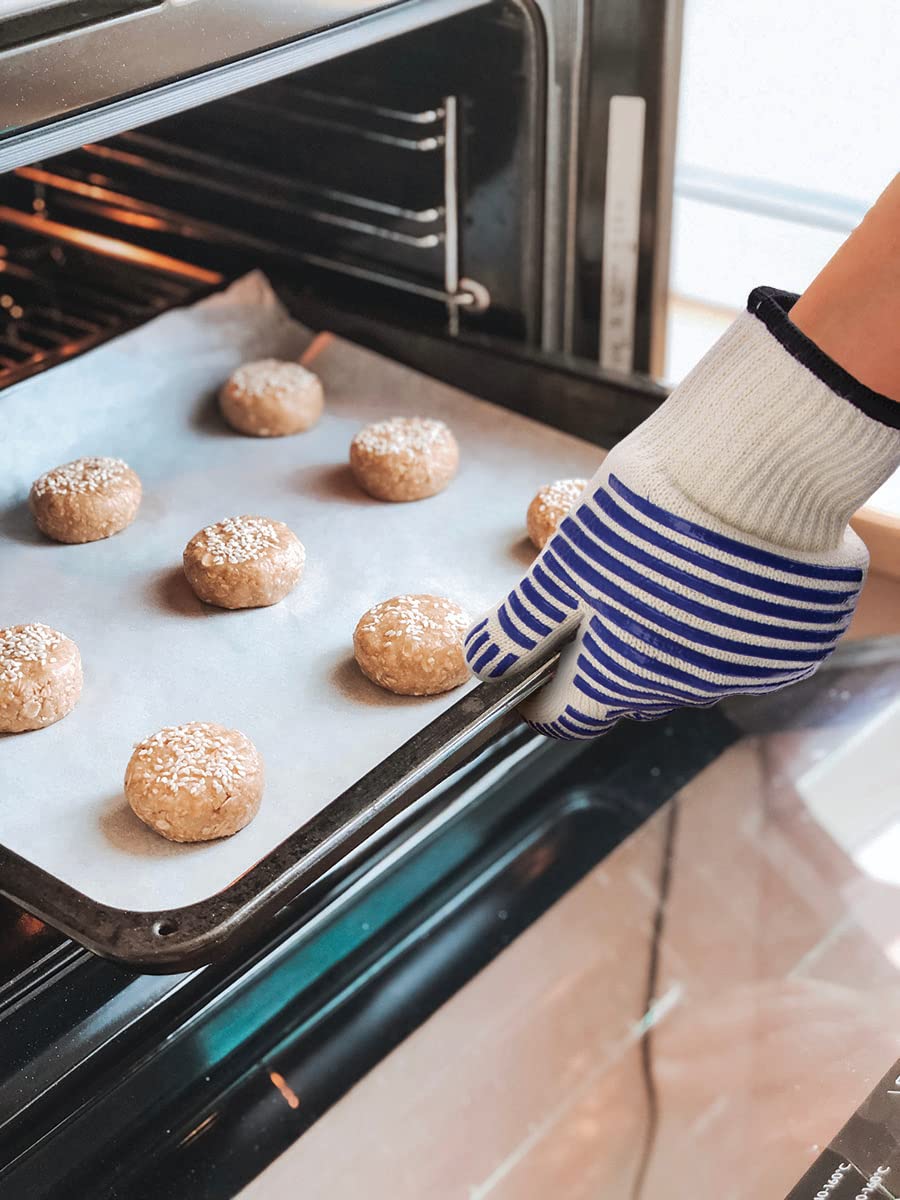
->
790;174;900;405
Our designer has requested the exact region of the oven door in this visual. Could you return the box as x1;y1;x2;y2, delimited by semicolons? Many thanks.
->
0;0;492;170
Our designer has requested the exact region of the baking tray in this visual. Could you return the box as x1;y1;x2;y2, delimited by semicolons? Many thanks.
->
0;272;602;970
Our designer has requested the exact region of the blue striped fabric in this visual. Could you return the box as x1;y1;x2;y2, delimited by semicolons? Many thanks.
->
466;473;861;740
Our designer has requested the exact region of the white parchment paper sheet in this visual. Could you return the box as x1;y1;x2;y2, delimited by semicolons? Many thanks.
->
0;272;604;910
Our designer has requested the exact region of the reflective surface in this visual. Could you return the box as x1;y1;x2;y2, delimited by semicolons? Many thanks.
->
242;631;900;1200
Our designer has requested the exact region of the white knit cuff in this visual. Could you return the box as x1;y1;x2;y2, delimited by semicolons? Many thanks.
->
637;288;900;552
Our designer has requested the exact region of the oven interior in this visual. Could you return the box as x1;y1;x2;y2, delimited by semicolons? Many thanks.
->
0;1;546;395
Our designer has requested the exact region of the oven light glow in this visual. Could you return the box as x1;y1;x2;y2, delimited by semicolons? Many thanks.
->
0;206;223;285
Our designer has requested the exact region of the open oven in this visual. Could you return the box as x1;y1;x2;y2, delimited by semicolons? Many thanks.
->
4;4;900;1199
0;0;678;971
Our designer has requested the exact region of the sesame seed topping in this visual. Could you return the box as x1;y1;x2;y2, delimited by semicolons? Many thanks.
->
0;623;63;683
132;723;251;796
359;594;469;644
353;417;452;460
32;456;130;498
227;359;318;402
200;516;281;565
535;478;587;516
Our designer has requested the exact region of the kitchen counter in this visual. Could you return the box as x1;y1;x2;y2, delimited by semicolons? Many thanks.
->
242;573;900;1200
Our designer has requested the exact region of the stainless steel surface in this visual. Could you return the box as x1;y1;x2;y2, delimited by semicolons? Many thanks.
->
648;0;683;378
0;0;490;173
534;0;585;353
442;95;461;336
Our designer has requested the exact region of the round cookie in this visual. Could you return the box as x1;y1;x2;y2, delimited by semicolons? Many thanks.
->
353;594;471;696
183;515;304;610
0;623;82;733
125;722;264;843
349;416;458;502
219;359;324;437
527;478;588;550
30;456;142;544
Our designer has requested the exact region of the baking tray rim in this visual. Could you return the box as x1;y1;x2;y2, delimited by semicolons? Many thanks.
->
0;655;557;972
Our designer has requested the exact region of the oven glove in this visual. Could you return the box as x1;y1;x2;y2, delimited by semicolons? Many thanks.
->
464;287;900;739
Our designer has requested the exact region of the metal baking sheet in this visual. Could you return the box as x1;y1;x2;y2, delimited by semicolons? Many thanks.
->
0;271;603;964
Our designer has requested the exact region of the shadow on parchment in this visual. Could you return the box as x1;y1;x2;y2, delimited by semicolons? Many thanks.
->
189;386;234;439
0;498;48;547
292;462;377;506
329;654;425;709
508;534;536;569
99;793;201;859
147;565;209;618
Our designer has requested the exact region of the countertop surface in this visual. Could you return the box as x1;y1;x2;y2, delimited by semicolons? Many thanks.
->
241;591;900;1200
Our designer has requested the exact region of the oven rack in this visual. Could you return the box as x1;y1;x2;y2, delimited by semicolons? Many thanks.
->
2;87;489;370
0;212;222;390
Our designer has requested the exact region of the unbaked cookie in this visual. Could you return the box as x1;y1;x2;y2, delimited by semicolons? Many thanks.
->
349;416;458;502
527;478;588;550
219;359;324;437
353;594;470;696
125;722;264;843
183;515;304;609
0;623;82;733
30;455;142;543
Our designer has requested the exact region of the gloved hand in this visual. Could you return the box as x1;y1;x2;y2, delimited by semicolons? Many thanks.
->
466;288;900;738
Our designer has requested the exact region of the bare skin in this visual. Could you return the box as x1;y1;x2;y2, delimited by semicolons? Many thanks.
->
791;173;900;404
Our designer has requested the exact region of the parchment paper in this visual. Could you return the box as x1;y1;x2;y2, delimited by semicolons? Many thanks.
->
0;272;604;911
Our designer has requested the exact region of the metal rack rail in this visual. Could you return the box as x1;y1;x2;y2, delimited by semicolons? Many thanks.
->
0;86;489;380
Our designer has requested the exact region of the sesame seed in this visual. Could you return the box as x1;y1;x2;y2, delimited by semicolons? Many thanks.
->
200;516;281;565
132;723;250;796
359;594;469;645
353;417;451;460
32;456;129;498
0;623;63;684
227;360;318;403
535;478;587;516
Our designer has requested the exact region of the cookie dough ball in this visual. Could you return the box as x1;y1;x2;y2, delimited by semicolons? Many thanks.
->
30;456;142;544
350;416;458;502
527;478;588;550
353;594;471;696
219;359;324;437
183;515;304;610
125;722;264;843
0;624;82;733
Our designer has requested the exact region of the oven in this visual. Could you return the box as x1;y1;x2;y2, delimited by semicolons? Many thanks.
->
2;3;899;1198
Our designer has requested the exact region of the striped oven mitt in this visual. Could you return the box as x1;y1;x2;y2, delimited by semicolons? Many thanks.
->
466;288;900;739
